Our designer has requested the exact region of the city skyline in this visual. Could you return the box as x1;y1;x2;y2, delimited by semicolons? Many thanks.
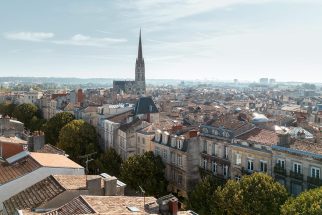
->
1;0;322;82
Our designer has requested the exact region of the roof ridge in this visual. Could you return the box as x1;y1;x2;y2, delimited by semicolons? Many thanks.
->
79;195;97;214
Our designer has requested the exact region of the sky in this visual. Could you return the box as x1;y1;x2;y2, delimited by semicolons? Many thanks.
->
0;0;322;82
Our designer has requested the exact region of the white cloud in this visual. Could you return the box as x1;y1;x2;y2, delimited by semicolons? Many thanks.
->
53;34;127;47
4;32;54;42
117;0;320;24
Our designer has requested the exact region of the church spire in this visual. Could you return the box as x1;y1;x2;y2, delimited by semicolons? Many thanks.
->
137;28;143;60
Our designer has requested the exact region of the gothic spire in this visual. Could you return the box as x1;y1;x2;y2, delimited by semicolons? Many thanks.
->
138;29;143;60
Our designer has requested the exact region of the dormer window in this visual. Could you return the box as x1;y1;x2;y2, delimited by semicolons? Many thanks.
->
177;137;184;149
155;130;161;142
171;136;177;147
162;132;169;144
202;127;208;134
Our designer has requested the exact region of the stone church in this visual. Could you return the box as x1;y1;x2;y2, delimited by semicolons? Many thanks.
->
113;30;146;95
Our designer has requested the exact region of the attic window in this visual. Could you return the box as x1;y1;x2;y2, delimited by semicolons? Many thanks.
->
127;206;140;212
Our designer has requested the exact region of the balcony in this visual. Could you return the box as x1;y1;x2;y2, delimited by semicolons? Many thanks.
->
274;165;287;176
290;170;303;181
200;152;230;166
307;176;322;186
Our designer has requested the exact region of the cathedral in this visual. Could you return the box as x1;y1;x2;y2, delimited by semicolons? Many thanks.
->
113;30;146;95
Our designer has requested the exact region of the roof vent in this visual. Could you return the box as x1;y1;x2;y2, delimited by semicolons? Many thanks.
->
127;206;140;212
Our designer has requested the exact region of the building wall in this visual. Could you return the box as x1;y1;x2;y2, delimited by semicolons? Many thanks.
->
0;142;27;159
272;149;322;195
230;143;272;179
0;167;84;211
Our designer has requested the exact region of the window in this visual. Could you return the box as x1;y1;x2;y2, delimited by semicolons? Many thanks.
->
311;167;320;178
293;163;302;174
171;152;175;164
203;141;207;153
211;143;216;155
177;154;182;167
260;161;268;172
236;153;241;165
224;146;228;159
212;162;217;174
142;138;145;145
171;138;176;147
235;175;241;181
171;170;175;181
277;159;285;169
201;158;207;169
162;149;167;160
177;174;183;185
223;165;228;177
137;136;140;143
155;147;160;156
247;160;254;171
177;139;183;149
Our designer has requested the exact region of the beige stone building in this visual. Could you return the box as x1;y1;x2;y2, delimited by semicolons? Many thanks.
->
272;139;322;195
199;119;254;182
152;128;200;197
231;128;278;180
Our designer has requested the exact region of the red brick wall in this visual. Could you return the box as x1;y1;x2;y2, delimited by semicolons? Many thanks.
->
0;142;27;159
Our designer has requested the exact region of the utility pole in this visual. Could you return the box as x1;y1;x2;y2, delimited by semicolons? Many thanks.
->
78;152;97;174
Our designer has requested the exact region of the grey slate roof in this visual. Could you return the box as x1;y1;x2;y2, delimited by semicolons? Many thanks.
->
134;97;158;115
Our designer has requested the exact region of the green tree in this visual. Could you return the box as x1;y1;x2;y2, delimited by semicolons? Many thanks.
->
13;103;38;130
29;116;47;132
57;119;98;162
120;152;168;197
214;173;289;215
95;148;122;177
44;112;75;145
0;102;17;117
186;176;220;215
281;187;322;215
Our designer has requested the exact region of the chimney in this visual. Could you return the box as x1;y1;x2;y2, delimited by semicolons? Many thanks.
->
277;132;290;147
168;198;178;215
86;177;102;195
104;176;117;196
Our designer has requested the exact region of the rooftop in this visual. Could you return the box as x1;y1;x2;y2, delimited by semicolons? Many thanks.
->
134;97;159;115
291;140;322;155
0;155;41;185
30;152;83;169
3;176;65;215
237;128;279;146
37;144;66;155
0;136;27;145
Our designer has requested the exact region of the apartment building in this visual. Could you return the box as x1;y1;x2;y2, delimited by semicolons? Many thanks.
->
199;118;254;182
272;139;322;195
152;128;200;197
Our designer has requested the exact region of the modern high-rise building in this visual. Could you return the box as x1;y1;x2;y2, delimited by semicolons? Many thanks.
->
113;30;146;95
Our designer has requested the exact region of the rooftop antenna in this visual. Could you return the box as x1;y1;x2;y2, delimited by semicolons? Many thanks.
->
78;152;97;174
139;185;146;210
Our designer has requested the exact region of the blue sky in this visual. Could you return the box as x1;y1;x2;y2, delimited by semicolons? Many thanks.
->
0;0;322;82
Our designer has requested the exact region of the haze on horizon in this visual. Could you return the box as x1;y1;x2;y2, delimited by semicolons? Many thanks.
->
0;0;322;83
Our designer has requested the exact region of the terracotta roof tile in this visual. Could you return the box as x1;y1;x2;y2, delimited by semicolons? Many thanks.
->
37;144;66;155
43;196;95;215
3;176;65;215
291;140;322;155
0;156;41;185
237;128;279;146
52;175;87;190
30;153;83;169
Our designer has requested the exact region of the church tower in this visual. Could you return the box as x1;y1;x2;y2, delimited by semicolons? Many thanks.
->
135;29;146;95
